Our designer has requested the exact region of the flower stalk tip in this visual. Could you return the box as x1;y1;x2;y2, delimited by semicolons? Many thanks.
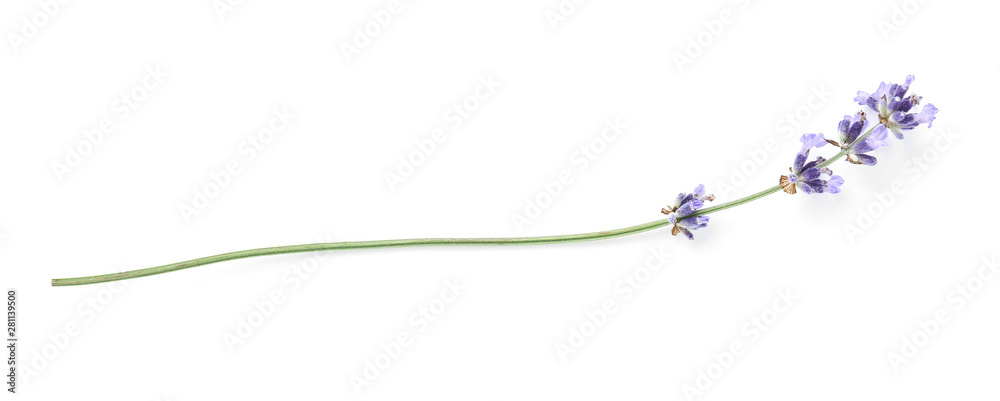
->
666;75;936;240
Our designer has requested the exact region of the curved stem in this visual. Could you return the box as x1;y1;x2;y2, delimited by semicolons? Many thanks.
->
52;219;675;286
56;144;863;287
688;185;782;217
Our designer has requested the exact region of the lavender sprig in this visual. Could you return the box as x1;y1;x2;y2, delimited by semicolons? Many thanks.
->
52;76;939;286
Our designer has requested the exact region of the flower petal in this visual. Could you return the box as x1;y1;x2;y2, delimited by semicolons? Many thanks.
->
799;133;827;154
915;103;939;128
826;175;845;193
856;154;877;166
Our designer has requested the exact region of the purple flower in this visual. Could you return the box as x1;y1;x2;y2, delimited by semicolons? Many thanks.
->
661;184;714;240
849;124;890;166
855;75;939;139
799;133;828;153
836;112;867;146
831;112;888;166
781;134;844;194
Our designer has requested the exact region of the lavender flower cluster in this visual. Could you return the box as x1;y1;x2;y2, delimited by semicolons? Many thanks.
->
661;184;714;240
663;75;938;240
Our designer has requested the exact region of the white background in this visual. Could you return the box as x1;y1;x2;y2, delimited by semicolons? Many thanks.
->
2;0;998;399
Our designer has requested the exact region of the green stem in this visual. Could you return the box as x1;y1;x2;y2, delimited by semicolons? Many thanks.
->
52;219;673;286
55;131;873;287
688;185;782;217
